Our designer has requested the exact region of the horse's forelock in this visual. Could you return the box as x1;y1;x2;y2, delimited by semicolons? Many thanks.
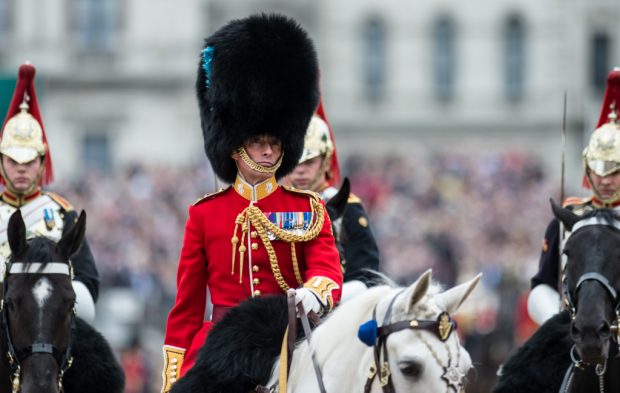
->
16;237;62;270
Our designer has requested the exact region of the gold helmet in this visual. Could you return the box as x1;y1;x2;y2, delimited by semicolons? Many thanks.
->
298;115;334;164
1;96;46;164
583;106;620;177
583;68;620;179
0;63;53;186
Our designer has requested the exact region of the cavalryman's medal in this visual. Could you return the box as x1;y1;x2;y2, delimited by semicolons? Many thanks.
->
43;208;55;230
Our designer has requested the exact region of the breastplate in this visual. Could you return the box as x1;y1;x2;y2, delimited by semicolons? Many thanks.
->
0;194;65;270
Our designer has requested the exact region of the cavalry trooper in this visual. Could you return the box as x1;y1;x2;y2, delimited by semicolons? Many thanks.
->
528;67;620;325
287;100;381;301
161;14;342;392
0;63;99;322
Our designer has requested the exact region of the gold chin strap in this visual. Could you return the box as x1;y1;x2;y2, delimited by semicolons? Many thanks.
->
238;147;284;174
0;157;44;198
230;198;325;292
587;170;620;206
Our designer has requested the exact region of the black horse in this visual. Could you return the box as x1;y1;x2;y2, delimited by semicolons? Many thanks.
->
0;210;124;393
493;201;620;392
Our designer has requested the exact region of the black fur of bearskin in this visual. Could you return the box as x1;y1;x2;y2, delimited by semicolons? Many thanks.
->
196;13;319;184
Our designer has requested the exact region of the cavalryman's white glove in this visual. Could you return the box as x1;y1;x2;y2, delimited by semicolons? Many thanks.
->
72;280;96;323
527;284;560;326
341;280;367;302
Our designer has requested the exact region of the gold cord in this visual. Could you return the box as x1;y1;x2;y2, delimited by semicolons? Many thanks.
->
291;243;303;286
230;197;325;292
238;147;284;174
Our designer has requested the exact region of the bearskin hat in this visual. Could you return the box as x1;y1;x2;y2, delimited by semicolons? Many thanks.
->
196;13;319;183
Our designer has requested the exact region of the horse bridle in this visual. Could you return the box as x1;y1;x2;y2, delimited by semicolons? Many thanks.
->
559;217;620;393
359;290;463;393
562;217;620;349
0;261;76;393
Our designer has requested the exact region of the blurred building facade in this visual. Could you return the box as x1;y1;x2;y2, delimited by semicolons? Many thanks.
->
0;0;618;188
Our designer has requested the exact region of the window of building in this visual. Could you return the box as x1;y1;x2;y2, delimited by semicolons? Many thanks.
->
82;133;112;172
504;16;525;102
591;32;610;92
433;16;456;102
362;16;386;104
71;0;120;54
0;0;12;47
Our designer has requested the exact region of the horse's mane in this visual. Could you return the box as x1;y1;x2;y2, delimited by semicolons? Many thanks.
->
312;279;445;349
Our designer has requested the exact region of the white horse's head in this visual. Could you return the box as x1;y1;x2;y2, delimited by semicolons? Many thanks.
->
369;269;481;393
284;269;481;393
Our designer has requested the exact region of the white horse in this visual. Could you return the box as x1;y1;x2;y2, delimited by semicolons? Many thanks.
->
172;269;481;393
268;269;481;392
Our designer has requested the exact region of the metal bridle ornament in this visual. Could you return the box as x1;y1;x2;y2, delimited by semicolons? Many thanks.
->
1;261;76;393
358;291;463;393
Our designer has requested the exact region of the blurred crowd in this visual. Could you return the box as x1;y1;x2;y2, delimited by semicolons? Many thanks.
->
54;147;562;392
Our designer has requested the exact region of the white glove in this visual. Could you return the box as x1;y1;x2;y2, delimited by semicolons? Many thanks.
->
527;284;560;326
295;288;322;315
341;280;367;303
72;280;96;323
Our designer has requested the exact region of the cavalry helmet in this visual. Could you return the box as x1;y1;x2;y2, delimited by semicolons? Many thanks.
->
0;63;53;185
299;115;334;164
583;68;620;178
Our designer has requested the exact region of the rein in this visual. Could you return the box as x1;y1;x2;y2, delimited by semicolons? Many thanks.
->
1;261;76;393
255;291;324;393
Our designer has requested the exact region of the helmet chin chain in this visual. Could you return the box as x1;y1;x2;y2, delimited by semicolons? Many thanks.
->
237;147;283;175
0;158;44;199
587;170;620;207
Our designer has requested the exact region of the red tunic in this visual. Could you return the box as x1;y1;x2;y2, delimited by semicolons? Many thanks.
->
163;176;342;375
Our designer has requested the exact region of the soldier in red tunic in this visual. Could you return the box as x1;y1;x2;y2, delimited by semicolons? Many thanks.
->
161;14;342;392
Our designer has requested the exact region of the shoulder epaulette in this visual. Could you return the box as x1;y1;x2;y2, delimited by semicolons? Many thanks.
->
45;191;74;212
282;185;320;201
562;196;592;208
193;186;231;206
347;192;362;204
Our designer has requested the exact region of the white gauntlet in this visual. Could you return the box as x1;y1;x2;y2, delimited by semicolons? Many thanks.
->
527;284;560;326
72;280;96;323
341;280;368;302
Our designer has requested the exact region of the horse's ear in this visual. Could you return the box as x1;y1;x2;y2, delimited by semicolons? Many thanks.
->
401;269;433;313
550;198;580;230
435;273;482;315
7;210;27;258
325;178;350;222
58;210;87;259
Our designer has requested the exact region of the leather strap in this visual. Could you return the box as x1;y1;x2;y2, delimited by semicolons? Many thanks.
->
298;303;327;393
287;293;297;372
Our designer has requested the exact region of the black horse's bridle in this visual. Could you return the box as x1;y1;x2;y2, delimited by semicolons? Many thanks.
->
562;217;620;347
360;290;463;393
559;217;620;393
1;261;76;393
